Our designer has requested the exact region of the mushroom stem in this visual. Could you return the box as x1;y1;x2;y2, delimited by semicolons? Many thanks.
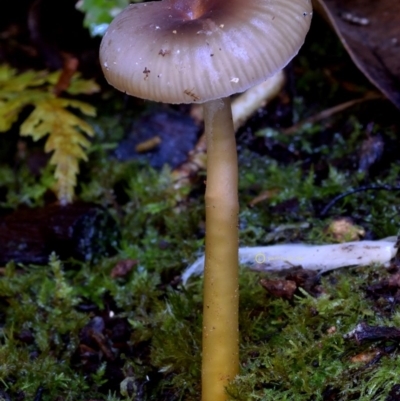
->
202;97;239;401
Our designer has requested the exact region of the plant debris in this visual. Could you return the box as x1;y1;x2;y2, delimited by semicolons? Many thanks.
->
344;322;400;344
0;202;119;264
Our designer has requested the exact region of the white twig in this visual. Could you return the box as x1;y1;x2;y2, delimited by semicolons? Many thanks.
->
182;237;398;284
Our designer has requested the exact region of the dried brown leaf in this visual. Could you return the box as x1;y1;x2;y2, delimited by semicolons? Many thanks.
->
314;0;400;109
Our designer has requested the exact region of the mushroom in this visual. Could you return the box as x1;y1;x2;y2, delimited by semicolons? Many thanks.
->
99;0;312;399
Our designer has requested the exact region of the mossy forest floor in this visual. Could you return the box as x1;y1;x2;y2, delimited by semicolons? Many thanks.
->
1;12;400;401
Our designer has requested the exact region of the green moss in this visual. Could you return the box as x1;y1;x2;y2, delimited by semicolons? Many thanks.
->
0;108;397;398
0;257;89;400
0;114;399;399
227;267;400;401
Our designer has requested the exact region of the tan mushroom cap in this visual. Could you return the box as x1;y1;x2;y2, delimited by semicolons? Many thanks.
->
100;0;312;104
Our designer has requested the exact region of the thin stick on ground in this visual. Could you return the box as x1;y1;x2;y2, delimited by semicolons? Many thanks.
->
282;92;382;135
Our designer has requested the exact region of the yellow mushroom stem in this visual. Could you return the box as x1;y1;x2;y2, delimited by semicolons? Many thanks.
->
202;97;239;401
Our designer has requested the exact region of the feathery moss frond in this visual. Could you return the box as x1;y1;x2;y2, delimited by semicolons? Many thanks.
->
0;64;99;203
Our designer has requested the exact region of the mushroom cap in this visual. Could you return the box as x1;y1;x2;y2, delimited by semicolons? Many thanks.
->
100;0;312;104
